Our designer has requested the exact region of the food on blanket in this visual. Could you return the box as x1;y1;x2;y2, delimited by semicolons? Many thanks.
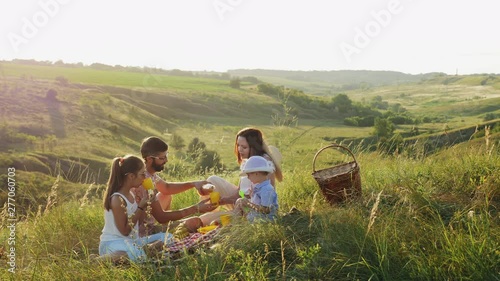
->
210;191;220;206
142;178;155;191
197;225;217;234
220;214;231;226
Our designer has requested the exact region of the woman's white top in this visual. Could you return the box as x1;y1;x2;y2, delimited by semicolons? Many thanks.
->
100;192;139;242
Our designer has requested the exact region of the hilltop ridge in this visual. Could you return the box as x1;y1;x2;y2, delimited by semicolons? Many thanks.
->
1;60;499;185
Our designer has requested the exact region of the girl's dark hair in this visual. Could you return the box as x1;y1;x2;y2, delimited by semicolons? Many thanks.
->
140;136;169;159
103;155;144;210
234;127;265;164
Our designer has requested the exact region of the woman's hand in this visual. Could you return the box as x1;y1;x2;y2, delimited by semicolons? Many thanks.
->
196;198;218;213
194;180;209;196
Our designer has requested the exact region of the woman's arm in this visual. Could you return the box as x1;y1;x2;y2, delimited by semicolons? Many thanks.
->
150;198;217;224
219;192;241;205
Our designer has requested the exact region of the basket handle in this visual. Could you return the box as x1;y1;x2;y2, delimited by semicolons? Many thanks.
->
312;144;358;173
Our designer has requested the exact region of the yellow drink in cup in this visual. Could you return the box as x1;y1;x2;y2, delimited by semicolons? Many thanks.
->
142;178;155;195
220;214;231;226
210;191;220;205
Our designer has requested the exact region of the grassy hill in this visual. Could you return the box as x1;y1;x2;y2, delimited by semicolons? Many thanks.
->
228;69;442;95
0;60;499;206
0;61;499;280
1;61;499;181
229;69;500;97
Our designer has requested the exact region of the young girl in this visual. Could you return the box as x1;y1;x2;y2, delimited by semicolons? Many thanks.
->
97;155;172;263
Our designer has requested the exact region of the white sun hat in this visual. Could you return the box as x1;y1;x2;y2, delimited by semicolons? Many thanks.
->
241;156;275;174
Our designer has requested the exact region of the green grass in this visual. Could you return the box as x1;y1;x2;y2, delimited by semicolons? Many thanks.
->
1;63;240;94
1;135;498;280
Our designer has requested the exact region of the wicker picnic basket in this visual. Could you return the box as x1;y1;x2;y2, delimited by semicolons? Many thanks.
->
312;144;362;204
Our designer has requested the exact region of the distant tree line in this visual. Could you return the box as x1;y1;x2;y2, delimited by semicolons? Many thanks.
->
4;59;236;81
257;83;426;126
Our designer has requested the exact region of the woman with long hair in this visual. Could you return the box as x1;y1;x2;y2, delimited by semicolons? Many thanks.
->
199;127;283;225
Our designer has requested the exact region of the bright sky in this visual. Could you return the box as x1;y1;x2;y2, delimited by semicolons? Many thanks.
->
1;0;499;75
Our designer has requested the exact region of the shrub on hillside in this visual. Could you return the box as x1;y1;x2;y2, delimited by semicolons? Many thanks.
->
170;133;186;150
55;76;69;86
483;113;498;121
46;89;58;100
187;138;206;158
388;115;414;125
343;117;358;126
373;117;395;138
229;78;241;89
241;76;260;84
186;137;224;173
195;149;224;173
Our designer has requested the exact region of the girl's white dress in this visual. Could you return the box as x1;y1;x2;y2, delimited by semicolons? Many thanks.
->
99;192;171;261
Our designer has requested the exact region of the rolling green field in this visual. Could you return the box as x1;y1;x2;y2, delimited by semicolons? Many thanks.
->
1;61;499;280
0;63;241;94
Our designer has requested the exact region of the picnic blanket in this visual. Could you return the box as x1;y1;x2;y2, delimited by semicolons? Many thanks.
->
164;227;220;253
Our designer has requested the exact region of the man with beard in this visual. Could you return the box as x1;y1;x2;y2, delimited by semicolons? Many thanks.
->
133;136;216;236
